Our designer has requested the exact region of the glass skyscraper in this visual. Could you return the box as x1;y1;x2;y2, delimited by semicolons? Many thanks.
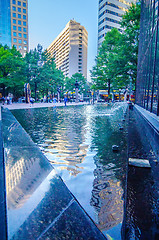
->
136;0;159;115
0;0;28;56
0;0;12;47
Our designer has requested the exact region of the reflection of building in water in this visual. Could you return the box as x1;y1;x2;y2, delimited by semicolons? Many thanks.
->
6;150;52;209
90;162;123;231
42;113;89;176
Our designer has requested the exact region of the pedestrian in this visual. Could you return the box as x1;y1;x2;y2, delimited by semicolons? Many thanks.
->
7;96;10;105
2;96;5;105
53;97;57;104
64;96;67;106
30;97;34;107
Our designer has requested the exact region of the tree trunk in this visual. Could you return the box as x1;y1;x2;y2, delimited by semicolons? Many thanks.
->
2;84;5;97
108;79;110;95
108;79;111;102
35;82;37;101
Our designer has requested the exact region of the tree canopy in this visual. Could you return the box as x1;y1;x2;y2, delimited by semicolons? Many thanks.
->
91;2;141;93
0;45;25;97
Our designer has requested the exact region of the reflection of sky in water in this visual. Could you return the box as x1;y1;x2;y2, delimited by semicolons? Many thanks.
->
12;103;128;239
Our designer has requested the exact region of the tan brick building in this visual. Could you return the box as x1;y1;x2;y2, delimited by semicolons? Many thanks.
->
47;20;88;79
10;0;28;56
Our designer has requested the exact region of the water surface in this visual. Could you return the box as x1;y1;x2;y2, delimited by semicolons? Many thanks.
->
12;103;128;239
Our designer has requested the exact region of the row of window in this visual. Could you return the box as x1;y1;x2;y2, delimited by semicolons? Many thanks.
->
99;16;120;26
13;32;27;38
12;0;26;7
98;23;119;33
13;45;27;51
99;9;122;18
99;1;127;12
13;19;26;25
13;34;27;42
12;13;27;19
99;25;113;35
12;6;26;13
98;34;105;40
99;0;104;4
13;26;26;32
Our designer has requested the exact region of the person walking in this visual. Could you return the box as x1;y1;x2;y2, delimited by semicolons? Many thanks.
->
64;96;67;106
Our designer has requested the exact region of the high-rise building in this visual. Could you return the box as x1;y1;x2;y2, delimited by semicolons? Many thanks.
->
98;0;135;48
47;20;88;79
136;0;159;116
0;0;28;56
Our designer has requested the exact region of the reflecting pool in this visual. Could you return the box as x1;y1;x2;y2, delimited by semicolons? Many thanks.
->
12;103;128;239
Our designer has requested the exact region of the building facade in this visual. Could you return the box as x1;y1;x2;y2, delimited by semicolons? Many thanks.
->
136;0;159;115
47;20;88;79
98;0;135;48
0;0;28;56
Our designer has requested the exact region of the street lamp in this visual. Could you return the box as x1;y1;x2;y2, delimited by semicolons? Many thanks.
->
57;86;61;102
75;80;79;103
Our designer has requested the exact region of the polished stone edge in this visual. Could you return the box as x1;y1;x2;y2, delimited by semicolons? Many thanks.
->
2;108;107;240
135;105;159;133
135;104;159;161
0;120;7;239
37;199;75;239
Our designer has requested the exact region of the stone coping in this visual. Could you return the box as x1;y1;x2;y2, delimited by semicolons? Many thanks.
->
135;105;159;134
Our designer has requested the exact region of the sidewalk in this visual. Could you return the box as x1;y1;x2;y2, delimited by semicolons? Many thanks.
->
0;101;89;120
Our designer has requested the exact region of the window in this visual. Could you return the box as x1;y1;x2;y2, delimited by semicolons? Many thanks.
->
13;25;16;30
23;28;26;32
23;2;26;7
24;34;27;38
23;15;26;20
13;13;16;18
24;40;27;44
18;14;21;18
24;46;27;51
18;1;21;6
13;32;17;36
23;9;26;13
18;26;22;31
13;45;17;49
12;0;16;4
23;21;26;26
18;33;22;37
18;8;21;12
13;19;16;24
18;20;21;25
19;39;22;43
13;38;17;43
19;46;22;49
12;6;16;11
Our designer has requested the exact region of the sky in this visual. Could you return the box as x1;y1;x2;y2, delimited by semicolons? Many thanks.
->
28;0;99;80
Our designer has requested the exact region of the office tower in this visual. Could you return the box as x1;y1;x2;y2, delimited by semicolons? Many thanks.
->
98;0;136;48
136;0;159;115
0;0;28;56
0;0;12;47
47;20;88;79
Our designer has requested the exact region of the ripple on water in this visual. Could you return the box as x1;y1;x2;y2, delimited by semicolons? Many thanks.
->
12;103;128;239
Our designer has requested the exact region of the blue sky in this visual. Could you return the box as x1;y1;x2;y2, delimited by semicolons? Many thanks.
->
28;0;99;80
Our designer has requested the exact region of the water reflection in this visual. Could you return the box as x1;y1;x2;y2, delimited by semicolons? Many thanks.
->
12;103;128;239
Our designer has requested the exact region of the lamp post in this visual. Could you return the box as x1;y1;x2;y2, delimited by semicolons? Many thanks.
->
75;80;79;103
57;86;61;103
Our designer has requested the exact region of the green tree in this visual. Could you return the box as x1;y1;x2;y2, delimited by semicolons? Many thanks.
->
24;45;64;100
91;28;121;94
66;73;87;93
0;45;25;97
91;2;141;92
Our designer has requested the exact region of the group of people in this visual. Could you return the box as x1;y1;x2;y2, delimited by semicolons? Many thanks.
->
0;96;13;105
